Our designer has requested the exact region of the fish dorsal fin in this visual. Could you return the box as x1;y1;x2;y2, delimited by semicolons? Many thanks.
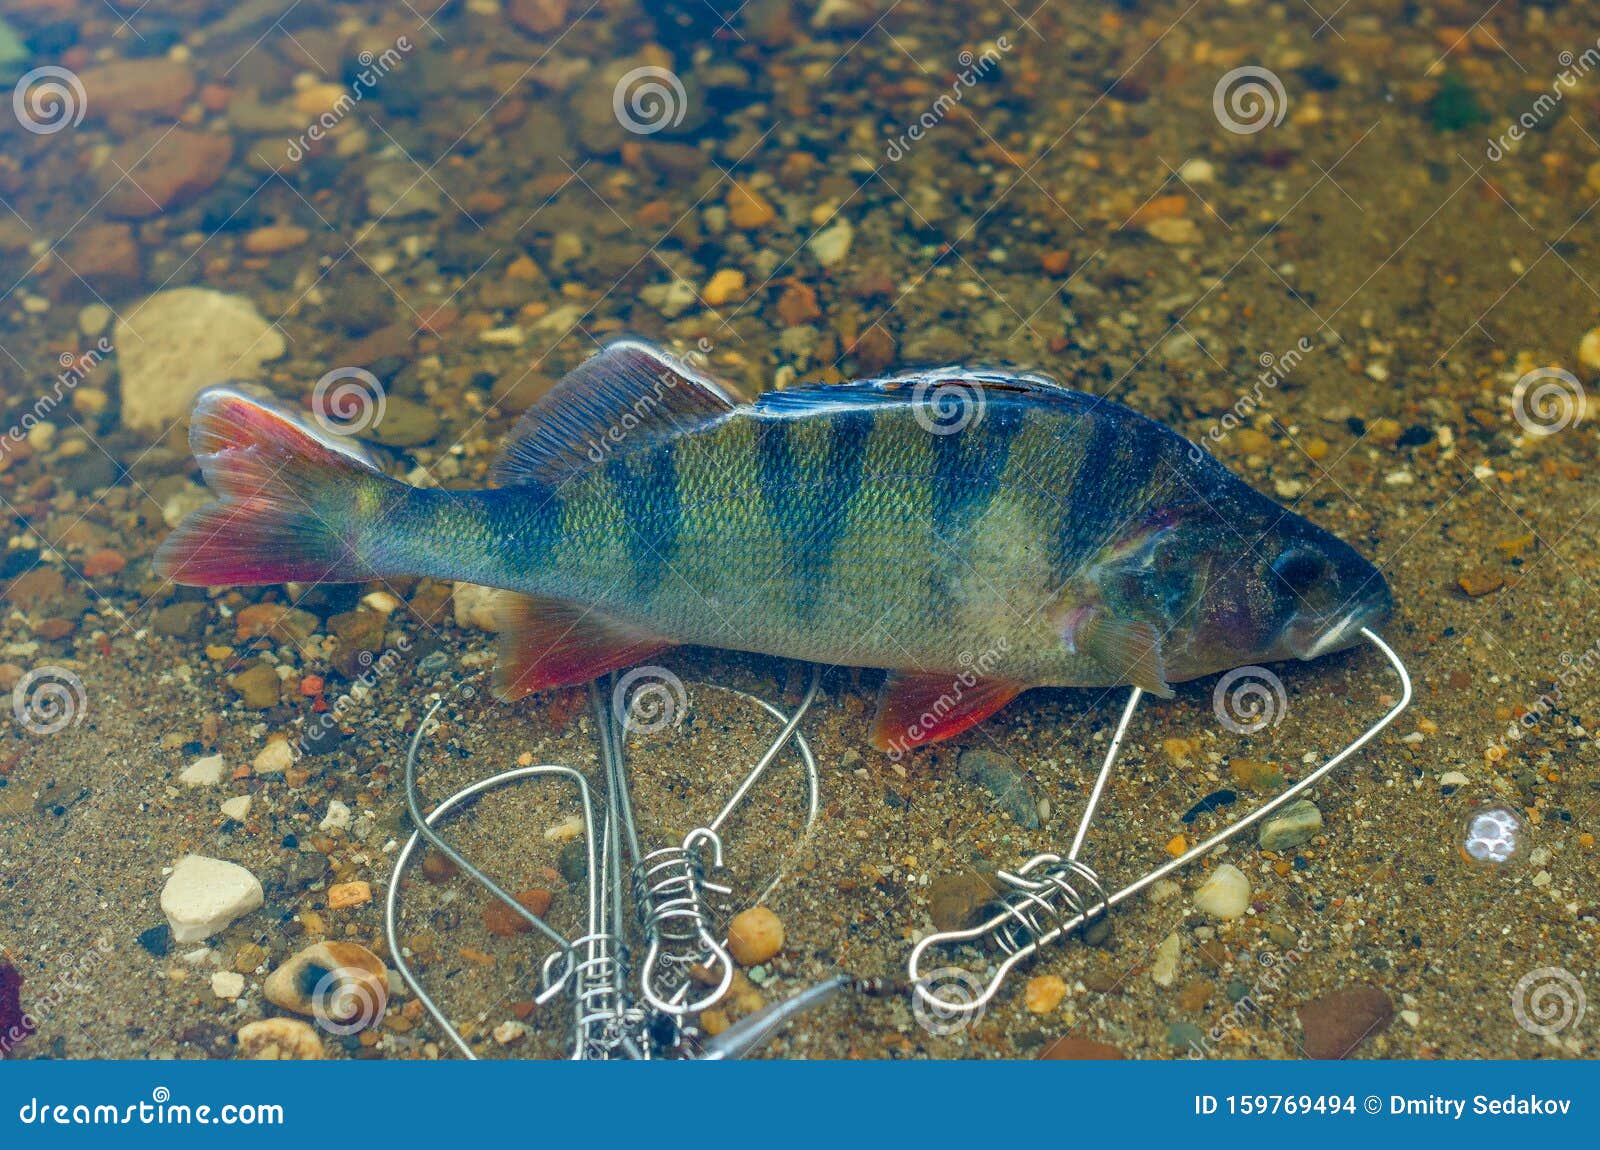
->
868;671;1025;756
752;367;1094;419
491;339;739;489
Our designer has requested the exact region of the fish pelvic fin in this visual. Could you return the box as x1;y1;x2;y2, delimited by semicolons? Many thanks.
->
153;386;395;587
868;671;1024;758
492;594;676;700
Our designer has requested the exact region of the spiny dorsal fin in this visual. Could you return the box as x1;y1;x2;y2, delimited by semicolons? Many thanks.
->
491;339;739;489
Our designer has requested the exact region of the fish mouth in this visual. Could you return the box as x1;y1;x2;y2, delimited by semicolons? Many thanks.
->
1286;601;1391;661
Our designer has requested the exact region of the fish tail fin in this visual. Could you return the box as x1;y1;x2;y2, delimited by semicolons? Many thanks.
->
153;387;396;587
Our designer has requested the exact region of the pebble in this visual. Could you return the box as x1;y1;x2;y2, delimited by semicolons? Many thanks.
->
1150;931;1181;987
1024;974;1068;1014
726;181;777;228
1228;756;1283;792
136;924;172;958
727;906;784;965
493;1020;530;1045
236;1017;323;1060
252;738;294;776
370;395;440;447
483;890;554;937
702;268;746;307
80;59;197;118
1259;800;1323;852
955;748;1039;828
1037;1036;1124;1059
1297;984;1395;1059
263;942;387;1032
1439;770;1469;792
115;289;284;434
242;225;310;255
1193;863;1251;920
160;855;264;943
103;129;232;219
210;971;245;1000
1178;158;1217;183
1579;327;1600;373
927;869;999;931
808;218;854;268
364;162;442;218
179;754;227;787
220;795;252;821
327;881;372;910
319;800;352;832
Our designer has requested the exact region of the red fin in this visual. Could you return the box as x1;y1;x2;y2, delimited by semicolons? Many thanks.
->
492;594;675;700
153;387;389;587
868;672;1024;757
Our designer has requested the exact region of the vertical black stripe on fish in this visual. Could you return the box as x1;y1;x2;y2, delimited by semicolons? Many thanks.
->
930;400;1022;554
607;446;678;591
801;410;872;616
1054;409;1144;579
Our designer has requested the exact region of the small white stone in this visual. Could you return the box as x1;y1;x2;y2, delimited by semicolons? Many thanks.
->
1151;932;1181;987
253;739;294;776
493;1020;529;1046
361;591;400;615
211;971;246;1000
179;754;227;787
320;800;352;832
1148;878;1182;904
1439;770;1469;788
1193;863;1251;921
1179;158;1216;184
1400;1008;1421;1027
808;218;855;268
220;796;253;821
160;854;264;944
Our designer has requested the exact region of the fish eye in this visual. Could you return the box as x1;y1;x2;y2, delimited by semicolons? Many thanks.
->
1271;548;1326;595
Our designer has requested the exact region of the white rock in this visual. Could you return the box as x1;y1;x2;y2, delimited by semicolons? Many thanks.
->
452;582;505;632
493;1020;529;1046
1439;770;1469;789
116;288;285;434
253;739;294;776
1178;158;1217;184
320;800;352;832
1193;863;1251;920
160;854;264;944
1148;878;1182;904
179;754;227;787
808;218;855;268
211;971;246;1000
1150;931;1181;987
220;795;253;821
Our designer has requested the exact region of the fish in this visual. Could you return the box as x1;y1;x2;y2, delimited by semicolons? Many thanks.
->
153;338;1393;754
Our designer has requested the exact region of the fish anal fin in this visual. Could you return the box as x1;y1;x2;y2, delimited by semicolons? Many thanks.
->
490;339;738;489
492;593;675;700
868;672;1024;756
1075;611;1175;698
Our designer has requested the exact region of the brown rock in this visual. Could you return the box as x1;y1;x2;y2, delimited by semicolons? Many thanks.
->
482;889;554;937
82;549;126;577
509;0;570;36
850;325;897;374
262;941;387;1032
1457;566;1504;598
103;129;232;219
81;59;197;119
234;603;317;643
3;567;66;610
48;223;142;302
777;282;821;326
34;618;76;641
1297;984;1394;1059
327;881;372;909
243;226;310;255
229;662;281;709
727;906;784;965
727;181;776;228
927;869;1000;932
1038;1036;1125;1059
236;1017;323;1059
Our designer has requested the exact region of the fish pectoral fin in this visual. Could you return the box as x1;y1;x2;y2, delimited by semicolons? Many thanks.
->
1075;612;1175;698
867;672;1024;755
492;593;675;700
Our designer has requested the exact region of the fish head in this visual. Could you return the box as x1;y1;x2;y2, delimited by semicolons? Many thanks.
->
1166;504;1393;676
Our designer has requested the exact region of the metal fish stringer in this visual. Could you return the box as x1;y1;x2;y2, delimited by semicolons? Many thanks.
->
907;628;1413;1019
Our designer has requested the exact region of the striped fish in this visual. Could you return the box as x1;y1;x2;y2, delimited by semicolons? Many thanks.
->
154;340;1392;753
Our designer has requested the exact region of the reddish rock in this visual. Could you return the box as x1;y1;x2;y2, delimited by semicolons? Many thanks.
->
1297;984;1395;1059
2;567;66;610
509;0;570;35
47;223;142;302
80;59;196;120
82;549;126;578
777;282;821;326
483;890;554;937
103;129;233;219
1038;1036;1126;1060
34;618;77;641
